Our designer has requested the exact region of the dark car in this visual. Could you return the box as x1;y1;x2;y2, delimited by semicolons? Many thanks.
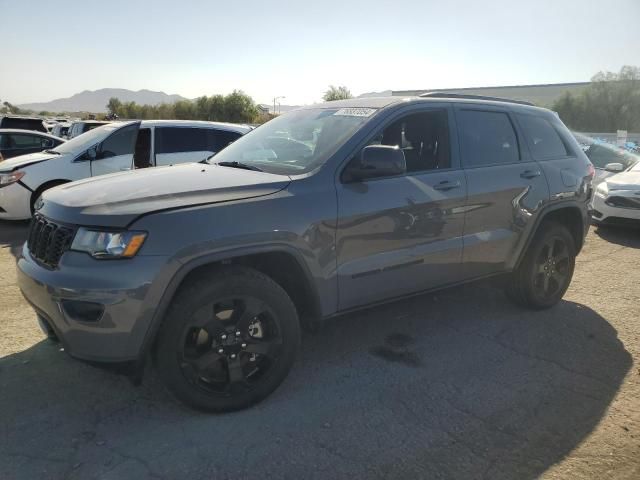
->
574;133;638;173
0;129;65;161
67;120;110;139
17;95;593;412
0;116;47;133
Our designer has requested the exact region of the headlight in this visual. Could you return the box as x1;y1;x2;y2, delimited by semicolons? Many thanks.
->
71;228;147;259
0;171;25;188
595;182;609;198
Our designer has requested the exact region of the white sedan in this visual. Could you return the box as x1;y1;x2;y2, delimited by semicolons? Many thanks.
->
591;161;640;226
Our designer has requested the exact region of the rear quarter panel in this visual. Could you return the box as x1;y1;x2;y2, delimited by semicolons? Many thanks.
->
507;110;592;266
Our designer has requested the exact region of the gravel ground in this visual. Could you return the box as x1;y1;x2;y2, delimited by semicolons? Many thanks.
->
1;220;639;479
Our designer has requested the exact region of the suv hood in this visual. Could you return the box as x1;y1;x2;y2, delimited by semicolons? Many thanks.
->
39;163;291;228
0;151;60;172
605;170;640;191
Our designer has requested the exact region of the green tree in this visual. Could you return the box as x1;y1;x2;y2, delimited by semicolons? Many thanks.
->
102;91;260;123
173;99;195;120
207;94;226;121
2;101;23;114
223;90;258;123
323;85;352;102
106;97;122;116
552;65;640;132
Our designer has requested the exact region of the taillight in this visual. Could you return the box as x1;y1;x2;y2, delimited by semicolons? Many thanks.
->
587;163;595;178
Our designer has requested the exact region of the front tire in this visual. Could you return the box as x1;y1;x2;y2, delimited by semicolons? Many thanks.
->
506;222;576;309
155;266;300;412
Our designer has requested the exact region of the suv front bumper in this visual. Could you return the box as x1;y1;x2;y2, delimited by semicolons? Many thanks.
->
17;245;171;362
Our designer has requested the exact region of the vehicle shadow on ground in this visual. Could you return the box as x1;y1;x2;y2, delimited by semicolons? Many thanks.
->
594;224;640;248
0;283;631;480
0;219;29;260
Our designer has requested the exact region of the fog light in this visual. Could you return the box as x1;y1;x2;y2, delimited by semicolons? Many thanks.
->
61;300;105;323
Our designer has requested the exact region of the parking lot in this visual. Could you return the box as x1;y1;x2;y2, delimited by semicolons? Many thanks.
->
0;220;639;479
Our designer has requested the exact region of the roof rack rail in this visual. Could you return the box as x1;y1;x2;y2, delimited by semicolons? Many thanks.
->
419;92;535;106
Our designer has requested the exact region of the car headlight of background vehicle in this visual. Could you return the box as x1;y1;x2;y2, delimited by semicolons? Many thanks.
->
0;171;25;188
595;182;609;199
71;228;147;259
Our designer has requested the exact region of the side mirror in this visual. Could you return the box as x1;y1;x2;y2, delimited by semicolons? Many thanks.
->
605;162;624;173
86;146;98;160
346;145;406;182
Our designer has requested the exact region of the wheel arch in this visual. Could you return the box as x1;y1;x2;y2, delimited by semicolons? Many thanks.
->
30;179;72;212
512;202;587;270
134;244;322;376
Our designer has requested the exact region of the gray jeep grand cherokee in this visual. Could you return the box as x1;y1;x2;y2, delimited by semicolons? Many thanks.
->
18;95;594;412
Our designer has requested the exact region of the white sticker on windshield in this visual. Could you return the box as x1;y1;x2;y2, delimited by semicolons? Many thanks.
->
333;108;377;117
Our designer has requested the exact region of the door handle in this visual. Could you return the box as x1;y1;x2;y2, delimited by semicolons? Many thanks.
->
433;180;461;191
520;169;541;179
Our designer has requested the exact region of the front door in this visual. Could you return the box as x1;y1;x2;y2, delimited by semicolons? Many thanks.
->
90;122;140;176
335;106;468;310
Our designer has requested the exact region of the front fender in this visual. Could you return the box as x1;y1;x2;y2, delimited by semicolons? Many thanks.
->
132;243;324;369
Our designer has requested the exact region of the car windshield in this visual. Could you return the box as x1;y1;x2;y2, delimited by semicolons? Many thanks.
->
52;123;127;154
207;107;376;175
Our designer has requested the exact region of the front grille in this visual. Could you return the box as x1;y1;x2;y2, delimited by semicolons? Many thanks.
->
27;215;75;268
606;196;640;210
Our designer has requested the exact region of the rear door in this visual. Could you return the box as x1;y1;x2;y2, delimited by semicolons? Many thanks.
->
90;122;140;176
456;105;549;277
1;133;56;159
207;129;243;157
154;127;222;166
515;111;588;215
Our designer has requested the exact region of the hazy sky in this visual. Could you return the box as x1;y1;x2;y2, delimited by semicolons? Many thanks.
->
2;0;639;106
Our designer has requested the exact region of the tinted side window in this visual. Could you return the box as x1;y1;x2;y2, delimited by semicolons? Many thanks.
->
155;127;208;154
517;114;568;159
368;109;451;172
99;125;138;158
206;129;242;152
0;118;46;132
10;134;43;148
84;123;106;133
458;110;519;167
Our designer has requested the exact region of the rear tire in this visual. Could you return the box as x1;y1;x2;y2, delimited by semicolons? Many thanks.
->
506;221;576;310
155;266;300;412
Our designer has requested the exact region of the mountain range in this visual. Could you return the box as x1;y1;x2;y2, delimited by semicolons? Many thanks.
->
18;88;188;113
17;88;395;114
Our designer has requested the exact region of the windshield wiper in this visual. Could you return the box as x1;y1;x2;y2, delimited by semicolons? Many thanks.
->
216;161;263;172
43;149;61;155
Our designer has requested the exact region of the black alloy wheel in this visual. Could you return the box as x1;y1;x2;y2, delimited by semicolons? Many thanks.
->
179;296;283;395
156;266;300;412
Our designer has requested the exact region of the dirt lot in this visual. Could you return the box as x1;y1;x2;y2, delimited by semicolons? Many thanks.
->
1;220;639;480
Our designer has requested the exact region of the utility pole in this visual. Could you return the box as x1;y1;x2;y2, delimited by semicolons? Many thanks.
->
272;96;285;115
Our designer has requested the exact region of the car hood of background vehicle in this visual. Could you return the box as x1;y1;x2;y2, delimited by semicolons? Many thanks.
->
39;163;291;228
606;170;640;191
0;151;60;172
